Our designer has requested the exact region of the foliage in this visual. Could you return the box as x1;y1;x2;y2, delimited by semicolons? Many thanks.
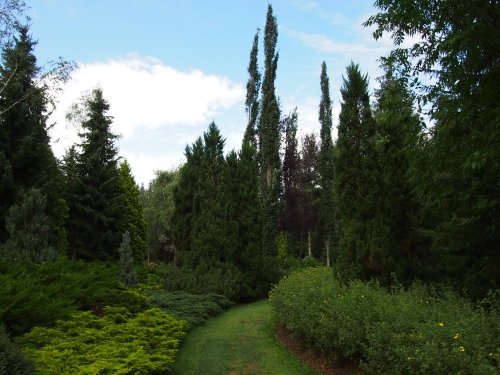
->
258;4;281;256
2;189;59;263
142;169;179;263
119;231;138;287
119;160;146;261
0;257;147;336
270;268;500;374
365;0;500;296
317;61;336;264
146;290;233;328
243;30;260;148
64;88;126;261
276;231;287;259
0;324;33;375
19;307;186;375
0;25;66;251
334;63;379;281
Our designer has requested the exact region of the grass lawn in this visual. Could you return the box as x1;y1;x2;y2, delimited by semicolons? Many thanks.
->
171;299;317;374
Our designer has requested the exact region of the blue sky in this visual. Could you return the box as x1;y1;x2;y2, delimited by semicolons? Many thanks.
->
29;0;392;185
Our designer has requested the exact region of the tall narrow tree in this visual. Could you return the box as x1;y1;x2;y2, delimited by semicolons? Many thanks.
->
335;63;378;281
0;26;66;251
119;159;147;261
318;62;336;266
258;4;281;255
65;88;126;260
243;30;261;148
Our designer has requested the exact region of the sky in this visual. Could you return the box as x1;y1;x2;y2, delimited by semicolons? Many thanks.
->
28;0;395;186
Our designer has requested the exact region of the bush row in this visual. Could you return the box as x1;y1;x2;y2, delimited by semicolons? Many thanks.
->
270;267;499;375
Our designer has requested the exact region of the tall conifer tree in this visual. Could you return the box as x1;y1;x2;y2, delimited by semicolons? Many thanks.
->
318;62;336;266
243;31;261;148
335;63;378;281
65;89;126;260
119;159;147;261
259;4;281;255
0;26;66;251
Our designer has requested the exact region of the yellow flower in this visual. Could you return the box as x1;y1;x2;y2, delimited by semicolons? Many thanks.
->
453;333;459;339
459;346;465;352
437;322;444;327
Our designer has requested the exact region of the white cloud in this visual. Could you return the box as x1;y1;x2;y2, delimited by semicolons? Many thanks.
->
48;54;245;185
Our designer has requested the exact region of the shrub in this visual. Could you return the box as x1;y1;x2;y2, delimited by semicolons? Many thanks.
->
0;258;147;336
146;290;233;328
270;267;500;374
0;325;33;375
19;307;186;374
119;231;138;287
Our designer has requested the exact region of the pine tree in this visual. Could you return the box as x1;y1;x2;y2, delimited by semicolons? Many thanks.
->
119;160;147;261
65;89;126;260
335;63;378;281
243;30;261;148
0;26;66;251
259;4;281;256
318;62;336;266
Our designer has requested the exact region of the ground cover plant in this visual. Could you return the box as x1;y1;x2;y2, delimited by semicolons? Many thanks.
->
19;307;186;374
270;267;500;374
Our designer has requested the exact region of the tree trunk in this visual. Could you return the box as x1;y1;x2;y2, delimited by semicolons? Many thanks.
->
307;230;312;257
326;236;330;267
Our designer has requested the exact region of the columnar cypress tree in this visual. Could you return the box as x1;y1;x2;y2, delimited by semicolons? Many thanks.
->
119;159;147;261
372;72;425;283
243;30;261;148
258;4;281;255
335;63;378;281
66;89;126;260
318;62;336;266
0;26;66;251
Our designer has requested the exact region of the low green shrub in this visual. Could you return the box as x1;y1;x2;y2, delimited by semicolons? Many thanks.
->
0;258;147;336
146;290;233;328
0;325;33;375
270;267;500;374
19;307;186;374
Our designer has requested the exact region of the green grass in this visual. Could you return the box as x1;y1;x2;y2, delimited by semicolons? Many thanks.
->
171;299;317;375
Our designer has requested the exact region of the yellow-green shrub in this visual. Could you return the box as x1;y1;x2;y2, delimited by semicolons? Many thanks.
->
19;307;186;374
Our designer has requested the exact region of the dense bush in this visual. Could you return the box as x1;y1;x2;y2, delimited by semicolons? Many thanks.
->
0;325;33;375
0;258;147;336
147;290;233;328
270;268;500;374
19;307;186;374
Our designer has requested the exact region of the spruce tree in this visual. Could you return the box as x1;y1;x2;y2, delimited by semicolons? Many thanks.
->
258;4;281;256
335;63;378;281
318;62;336;266
243;30;261;148
190;123;231;264
65;89;126;260
119;160;147;261
119;231;138;287
0;26;66;251
372;71;425;283
171;137;204;262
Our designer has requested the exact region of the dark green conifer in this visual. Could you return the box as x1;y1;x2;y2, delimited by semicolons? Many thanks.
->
0;26;66;251
335;63;378;281
119;160;147;261
243;30;261;148
318;62;336;266
65;89;126;260
259;4;281;256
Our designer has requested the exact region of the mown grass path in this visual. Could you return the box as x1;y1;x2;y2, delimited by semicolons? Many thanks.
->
171;299;317;375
